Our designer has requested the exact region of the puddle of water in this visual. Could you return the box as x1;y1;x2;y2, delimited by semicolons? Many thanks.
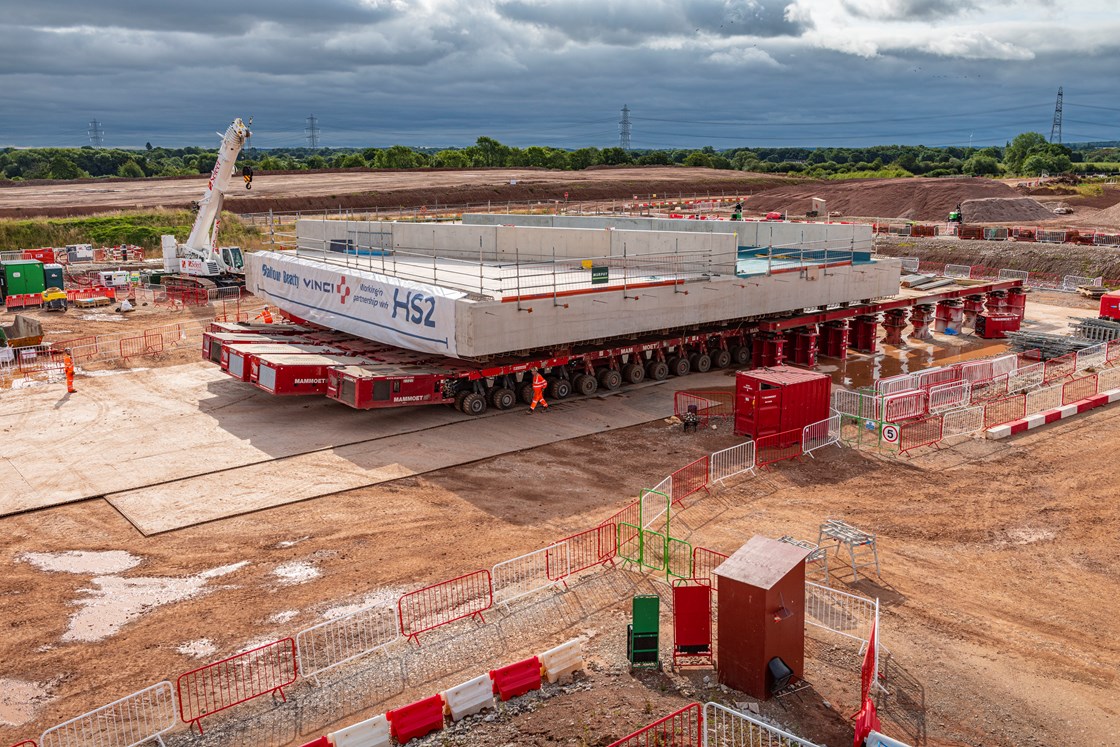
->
177;639;217;659
0;678;52;727
19;550;141;575
272;561;320;585
832;336;1010;389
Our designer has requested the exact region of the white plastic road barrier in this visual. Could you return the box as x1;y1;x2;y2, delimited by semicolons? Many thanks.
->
539;638;585;683
866;731;914;747
39;681;176;747
442;673;496;721
328;713;391;747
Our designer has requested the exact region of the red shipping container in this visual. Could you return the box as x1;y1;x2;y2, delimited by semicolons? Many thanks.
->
387;694;445;744
490;656;543;701
1099;291;1120;322
734;366;831;440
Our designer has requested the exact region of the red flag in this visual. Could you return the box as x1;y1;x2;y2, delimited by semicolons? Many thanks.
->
860;618;877;704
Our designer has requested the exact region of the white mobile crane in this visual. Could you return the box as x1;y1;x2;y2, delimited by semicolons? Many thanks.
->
161;117;253;288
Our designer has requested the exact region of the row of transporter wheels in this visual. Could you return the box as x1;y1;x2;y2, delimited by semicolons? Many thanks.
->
453;345;750;416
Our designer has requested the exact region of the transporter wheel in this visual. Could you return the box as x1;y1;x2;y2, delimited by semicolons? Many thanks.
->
549;377;572;400
597;368;622;391
691;353;712;373
730;345;750;366
621;362;645;385
712;349;732;369
490;387;516;410
668;356;691;377
518;382;536;405
646;360;670;381
461;392;488;415
573;373;598;396
455;390;472;412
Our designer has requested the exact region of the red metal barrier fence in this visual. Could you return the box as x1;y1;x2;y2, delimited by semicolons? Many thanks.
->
1044;352;1077;383
670;456;710;504
549;525;616;580
899;415;943;455
984;394;1027;429
969;375;1009;405
600;501;641;559
1062;374;1099;406
606;703;703;747
10;741;37;747
397;569;493;644
120;332;165;359
176;638;298;733
691;547;729;587
673;390;735;425
754;429;804;467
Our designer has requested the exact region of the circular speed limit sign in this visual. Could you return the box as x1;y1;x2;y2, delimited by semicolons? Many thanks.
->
881;424;900;444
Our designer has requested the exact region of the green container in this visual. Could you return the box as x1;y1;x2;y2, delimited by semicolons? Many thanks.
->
2;260;45;297
44;263;64;290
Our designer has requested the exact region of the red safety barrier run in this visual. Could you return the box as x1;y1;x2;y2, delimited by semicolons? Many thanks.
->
387;694;445;744
1062;373;1098;406
673;390;735;425
984;394;1027;429
670;456;710;504
599;501;640;557
547;524;616;581
176;638;298;733
490;656;543;701
606;703;703;747
397;569;493;644
754;428;804;467
899;415;943;455
120;332;165;359
691;546;729;587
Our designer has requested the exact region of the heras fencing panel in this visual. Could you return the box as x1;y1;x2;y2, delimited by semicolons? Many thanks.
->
754;429;804;467
805;581;877;644
941;406;984;437
801;414;841;455
549;524;616;579
1026;384;1062;415
606;703;703;747
40;682;176;747
983;394;1027;428
875;374;916;395
397;569;493;643
295;604;400;682
928;381;971;412
671;456;710;505
944;263;972;279
1062;374;1099;406
898;416;943;455
1076;344;1107;372
494;547;563;608
883;390;927;422
709;442;756;483
703;702;823;747
692;547;730;588
176;639;297;733
1044;352;1077;383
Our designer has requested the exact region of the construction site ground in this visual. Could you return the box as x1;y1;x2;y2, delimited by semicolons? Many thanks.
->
2;281;1119;746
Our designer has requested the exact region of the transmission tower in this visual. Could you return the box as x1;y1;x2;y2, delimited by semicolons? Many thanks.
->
1050;87;1063;144
305;114;321;148
87;119;105;148
619;105;632;150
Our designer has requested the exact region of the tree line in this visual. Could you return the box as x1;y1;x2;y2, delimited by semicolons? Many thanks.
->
2;133;1116;182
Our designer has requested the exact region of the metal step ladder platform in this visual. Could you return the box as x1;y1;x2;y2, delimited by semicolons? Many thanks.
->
817;519;880;582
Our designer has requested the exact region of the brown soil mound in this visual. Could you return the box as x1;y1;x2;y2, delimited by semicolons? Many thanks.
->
960;196;1055;223
1086;200;1120;229
745;177;1018;221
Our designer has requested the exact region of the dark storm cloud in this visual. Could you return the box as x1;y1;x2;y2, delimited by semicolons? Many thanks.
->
839;0;977;20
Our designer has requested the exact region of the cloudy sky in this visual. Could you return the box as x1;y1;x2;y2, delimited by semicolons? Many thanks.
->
1;0;1117;149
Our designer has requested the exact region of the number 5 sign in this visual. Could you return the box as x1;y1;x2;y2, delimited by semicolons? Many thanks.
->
881;424;900;444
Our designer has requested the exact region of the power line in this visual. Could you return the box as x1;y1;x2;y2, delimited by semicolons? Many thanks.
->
305;114;320;148
1050;86;1063;144
619;105;632;150
87;119;104;148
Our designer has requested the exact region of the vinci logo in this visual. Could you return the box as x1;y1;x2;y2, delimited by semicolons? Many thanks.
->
302;275;351;304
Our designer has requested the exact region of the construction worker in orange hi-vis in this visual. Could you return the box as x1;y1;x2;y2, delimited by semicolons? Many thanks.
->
257;307;273;323
64;349;76;394
529;367;549;412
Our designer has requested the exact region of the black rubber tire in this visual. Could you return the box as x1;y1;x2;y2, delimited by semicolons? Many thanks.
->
461;392;487;415
548;378;572;400
712;348;732;369
646;360;670;381
490;387;515;410
622;362;645;385
573;373;598;396
597;368;622;390
691;353;712;373
518;382;536;405
668;356;691;377
455;390;472;412
730;345;750;366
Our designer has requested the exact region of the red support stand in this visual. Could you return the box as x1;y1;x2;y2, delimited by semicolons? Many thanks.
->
752;333;786;368
985;290;1009;317
934;300;964;334
881;309;908;347
962;294;985;331
783;325;819;367
849;315;879;354
1006;287;1027;320
909;304;935;341
819;320;849;360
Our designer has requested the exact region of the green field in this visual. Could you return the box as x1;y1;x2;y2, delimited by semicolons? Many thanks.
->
0;210;261;252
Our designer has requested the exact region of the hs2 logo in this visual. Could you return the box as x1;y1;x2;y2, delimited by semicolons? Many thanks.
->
392;289;436;328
